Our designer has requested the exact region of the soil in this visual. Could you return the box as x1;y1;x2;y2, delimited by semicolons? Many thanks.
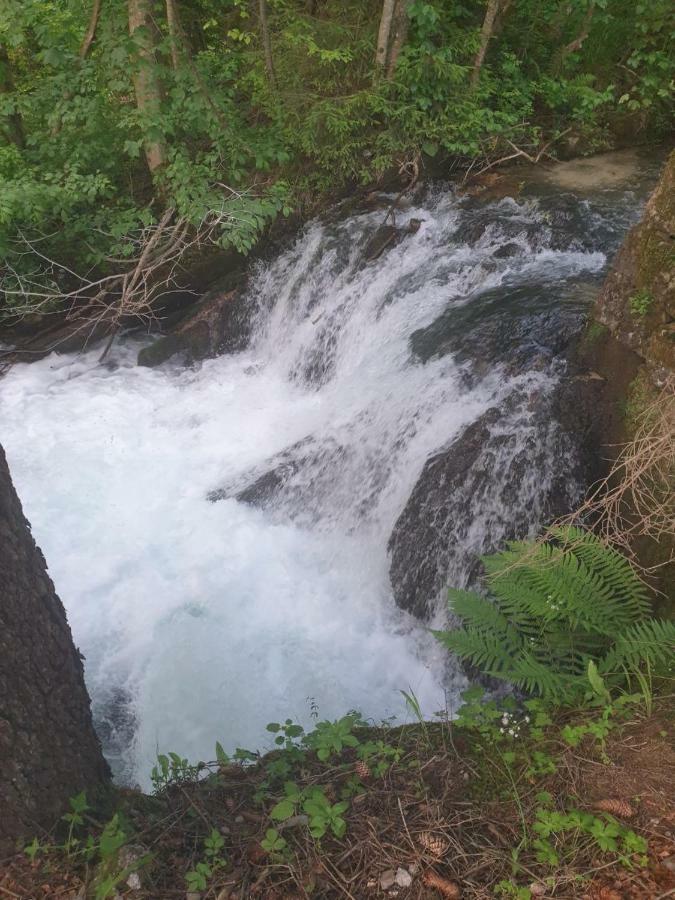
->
1;702;673;900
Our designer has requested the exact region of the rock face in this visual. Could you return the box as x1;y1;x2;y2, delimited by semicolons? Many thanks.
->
0;445;110;853
593;150;674;375
388;401;577;620
137;277;250;367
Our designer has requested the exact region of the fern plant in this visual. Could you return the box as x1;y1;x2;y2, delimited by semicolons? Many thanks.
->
434;526;674;702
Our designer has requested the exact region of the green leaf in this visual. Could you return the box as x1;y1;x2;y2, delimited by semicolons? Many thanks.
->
270;799;295;821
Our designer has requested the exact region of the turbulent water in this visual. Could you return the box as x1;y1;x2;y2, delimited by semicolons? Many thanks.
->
0;171;654;785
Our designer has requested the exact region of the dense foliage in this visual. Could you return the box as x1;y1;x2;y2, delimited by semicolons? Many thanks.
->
0;0;672;321
435;526;675;702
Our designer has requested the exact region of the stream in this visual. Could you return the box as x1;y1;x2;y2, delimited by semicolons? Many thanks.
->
0;155;661;786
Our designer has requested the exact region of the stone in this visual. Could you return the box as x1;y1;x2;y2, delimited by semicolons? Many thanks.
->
395;868;413;887
388;391;581;620
138;277;250;367
380;869;397;890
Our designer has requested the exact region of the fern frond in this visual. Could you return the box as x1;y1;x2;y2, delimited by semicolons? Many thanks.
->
447;589;521;650
550;526;650;622
599;619;675;677
433;627;515;674
499;652;581;702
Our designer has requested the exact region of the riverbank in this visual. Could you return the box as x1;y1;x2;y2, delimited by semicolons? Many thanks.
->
2;695;674;899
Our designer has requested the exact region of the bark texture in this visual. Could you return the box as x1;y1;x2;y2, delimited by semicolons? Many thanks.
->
385;0;411;79
0;445;110;853
128;0;166;175
258;0;276;88
375;0;396;72
470;0;501;89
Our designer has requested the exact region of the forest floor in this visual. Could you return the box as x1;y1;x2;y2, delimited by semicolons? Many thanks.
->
1;697;674;900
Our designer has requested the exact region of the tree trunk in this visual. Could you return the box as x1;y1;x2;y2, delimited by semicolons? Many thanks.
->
165;0;181;69
80;0;103;59
552;2;595;74
258;0;276;89
385;0;411;79
375;0;396;75
470;0;501;90
0;445;110;854
128;0;166;176
0;46;25;150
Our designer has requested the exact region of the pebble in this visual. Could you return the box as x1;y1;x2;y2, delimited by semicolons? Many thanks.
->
380;869;396;890
395;867;412;887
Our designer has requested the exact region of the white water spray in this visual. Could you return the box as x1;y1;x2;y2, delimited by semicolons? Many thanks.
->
0;184;642;784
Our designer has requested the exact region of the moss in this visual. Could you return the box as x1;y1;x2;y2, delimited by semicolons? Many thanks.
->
636;228;673;292
581;319;608;347
629;289;654;318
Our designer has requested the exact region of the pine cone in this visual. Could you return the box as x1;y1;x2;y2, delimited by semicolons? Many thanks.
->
592;799;636;820
422;870;460;898
355;760;371;780
417;831;449;857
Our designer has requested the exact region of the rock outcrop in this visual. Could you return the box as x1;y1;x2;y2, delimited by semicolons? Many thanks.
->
388;399;578;620
138;274;250;367
0;445;109;852
593;150;674;375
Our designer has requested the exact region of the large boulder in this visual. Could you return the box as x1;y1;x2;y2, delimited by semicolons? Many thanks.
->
387;395;580;621
593;149;675;375
138;275;250;367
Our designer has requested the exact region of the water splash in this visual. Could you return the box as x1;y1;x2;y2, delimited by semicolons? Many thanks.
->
0;182;646;784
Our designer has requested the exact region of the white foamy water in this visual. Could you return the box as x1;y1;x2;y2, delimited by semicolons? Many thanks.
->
0;185;638;785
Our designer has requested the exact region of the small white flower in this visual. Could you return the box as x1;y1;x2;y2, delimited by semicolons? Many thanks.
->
524;716;531;723
508;728;515;736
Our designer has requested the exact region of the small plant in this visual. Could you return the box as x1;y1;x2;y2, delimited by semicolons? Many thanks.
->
357;738;403;778
305;713;362;761
260;827;288;856
62;791;89;856
531;806;648;868
266;718;305;750
24;837;41;861
629;289;653;317
302;788;349;839
151;752;203;792
494;880;532;899
434;527;675;702
270;782;349;840
186;828;227;893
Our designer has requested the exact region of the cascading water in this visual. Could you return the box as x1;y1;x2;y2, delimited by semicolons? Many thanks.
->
0;173;653;786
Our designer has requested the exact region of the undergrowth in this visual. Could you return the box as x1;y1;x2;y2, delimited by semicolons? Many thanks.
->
7;528;675;899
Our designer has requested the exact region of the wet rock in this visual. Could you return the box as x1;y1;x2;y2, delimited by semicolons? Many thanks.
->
363;218;423;262
410;282;586;375
364;224;400;261
492;242;522;258
593;149;675;374
208;437;346;517
388;398;579;620
138;277;250;367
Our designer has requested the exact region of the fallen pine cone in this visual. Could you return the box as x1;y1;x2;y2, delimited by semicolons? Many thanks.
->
355;759;371;780
418;831;449;858
422;870;460;898
592;799;636;820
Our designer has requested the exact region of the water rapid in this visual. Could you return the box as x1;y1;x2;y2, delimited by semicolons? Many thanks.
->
0;175;652;785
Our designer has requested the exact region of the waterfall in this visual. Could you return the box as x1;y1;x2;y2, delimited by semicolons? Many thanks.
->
0;179;646;785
